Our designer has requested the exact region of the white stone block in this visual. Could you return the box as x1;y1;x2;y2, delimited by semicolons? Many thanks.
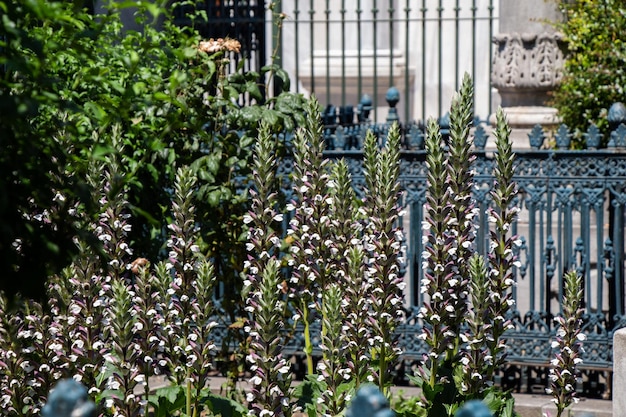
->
614;328;626;417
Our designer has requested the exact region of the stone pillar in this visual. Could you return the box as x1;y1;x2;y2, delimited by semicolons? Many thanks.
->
490;0;565;148
615;328;626;417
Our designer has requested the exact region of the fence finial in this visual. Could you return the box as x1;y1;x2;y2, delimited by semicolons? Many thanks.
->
41;379;96;417
346;385;395;417
386;87;400;124
454;400;493;417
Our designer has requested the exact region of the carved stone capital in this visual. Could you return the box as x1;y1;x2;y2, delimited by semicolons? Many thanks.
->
492;32;566;107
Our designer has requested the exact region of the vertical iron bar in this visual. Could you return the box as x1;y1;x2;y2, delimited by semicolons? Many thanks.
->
373;0;379;120
341;0;346;106
511;217;519;301
325;0;331;105
454;0;460;91
597;205;605;311
614;203;624;315
437;0;443;117
421;0;427;121
412;201;425;306
389;0;395;89
471;0;477;103
488;0;495;117
564;204;572;282
309;0;315;94
538;203;550;311
294;0;301;93
557;204;568;276
529;206;537;312
357;0;363;100
545;188;552;322
404;0;411;123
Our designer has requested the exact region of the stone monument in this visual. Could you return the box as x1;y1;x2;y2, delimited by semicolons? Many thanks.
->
491;0;565;147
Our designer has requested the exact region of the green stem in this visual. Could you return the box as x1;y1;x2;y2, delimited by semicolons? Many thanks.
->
379;350;387;397
186;370;192;417
302;306;314;375
429;328;440;389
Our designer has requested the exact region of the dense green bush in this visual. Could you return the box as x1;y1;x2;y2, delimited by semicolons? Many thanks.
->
0;0;305;303
551;0;626;147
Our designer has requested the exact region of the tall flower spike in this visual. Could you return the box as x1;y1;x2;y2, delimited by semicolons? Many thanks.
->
317;283;351;416
287;96;333;375
167;166;200;290
329;159;373;389
547;270;585;417
362;123;405;395
461;253;492;395
419;117;455;395
484;107;519;380
245;122;292;417
444;73;476;361
164;165;219;417
186;259;218;412
0;308;32;415
246;260;293;417
130;261;161;405
106;279;142;417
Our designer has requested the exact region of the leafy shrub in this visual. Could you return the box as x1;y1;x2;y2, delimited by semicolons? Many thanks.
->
551;0;626;147
0;0;305;308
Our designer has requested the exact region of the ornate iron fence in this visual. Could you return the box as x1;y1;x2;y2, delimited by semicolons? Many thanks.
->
263;95;626;398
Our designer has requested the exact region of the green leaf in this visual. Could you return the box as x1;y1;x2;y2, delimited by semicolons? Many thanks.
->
149;385;186;417
207;188;221;206
206;151;222;175
236;106;261;126
239;134;255;148
84;101;107;121
132;81;146;95
293;376;323;417
274;68;291;91
144;2;162;19
201;391;247;417
245;80;262;102
91;144;115;160
261;109;280;128
422;382;443;402
224;156;239;167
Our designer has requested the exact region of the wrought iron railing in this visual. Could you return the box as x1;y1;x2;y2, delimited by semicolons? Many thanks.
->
259;94;626;398
275;0;497;122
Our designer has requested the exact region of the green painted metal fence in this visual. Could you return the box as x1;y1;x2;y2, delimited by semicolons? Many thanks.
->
278;107;626;398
